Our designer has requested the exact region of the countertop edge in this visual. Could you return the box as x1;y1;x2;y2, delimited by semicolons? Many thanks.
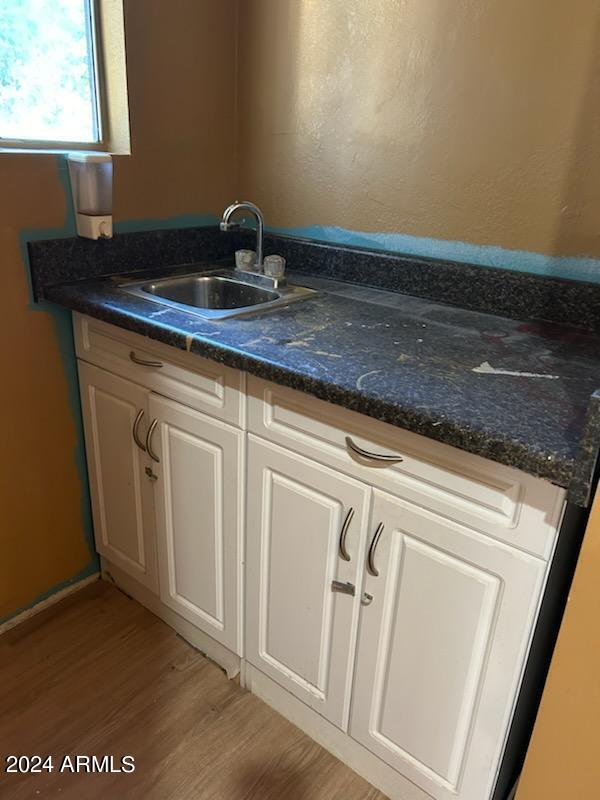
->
43;285;589;499
568;391;600;506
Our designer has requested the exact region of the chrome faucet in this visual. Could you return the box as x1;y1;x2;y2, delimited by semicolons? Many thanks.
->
220;200;265;270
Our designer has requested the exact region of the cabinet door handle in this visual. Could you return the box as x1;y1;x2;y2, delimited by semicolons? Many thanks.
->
132;408;147;452
129;350;163;368
338;507;354;562
345;436;403;465
367;523;385;577
146;418;160;462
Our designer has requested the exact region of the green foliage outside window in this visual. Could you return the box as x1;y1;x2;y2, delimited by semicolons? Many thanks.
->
0;0;98;143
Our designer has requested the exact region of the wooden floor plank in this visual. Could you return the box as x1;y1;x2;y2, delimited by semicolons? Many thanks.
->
0;581;387;799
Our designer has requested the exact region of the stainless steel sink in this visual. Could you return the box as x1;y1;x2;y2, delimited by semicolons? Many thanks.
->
119;268;316;320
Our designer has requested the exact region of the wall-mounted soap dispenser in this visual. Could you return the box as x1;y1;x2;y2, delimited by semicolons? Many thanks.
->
67;153;113;240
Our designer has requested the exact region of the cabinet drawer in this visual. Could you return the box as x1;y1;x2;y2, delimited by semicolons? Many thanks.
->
247;377;565;559
74;313;244;427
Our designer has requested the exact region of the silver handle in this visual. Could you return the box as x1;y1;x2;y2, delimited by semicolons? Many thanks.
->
129;350;163;368
331;580;355;596
146;418;160;462
338;507;354;561
345;436;403;465
361;592;373;606
132;408;146;452
367;523;385;577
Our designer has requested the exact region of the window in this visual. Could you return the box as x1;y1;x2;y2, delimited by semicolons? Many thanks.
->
0;0;129;153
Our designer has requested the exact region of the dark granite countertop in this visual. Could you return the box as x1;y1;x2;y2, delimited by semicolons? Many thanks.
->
42;264;600;506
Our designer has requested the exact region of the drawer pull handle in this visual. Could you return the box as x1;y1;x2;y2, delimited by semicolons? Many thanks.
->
132;408;146;452
367;523;385;577
338;507;354;562
130;350;163;368
146;418;160;462
345;436;403;465
331;580;355;596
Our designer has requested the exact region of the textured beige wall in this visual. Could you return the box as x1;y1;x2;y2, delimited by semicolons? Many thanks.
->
114;0;237;221
516;489;600;800
0;0;237;619
237;0;600;258
0;157;91;620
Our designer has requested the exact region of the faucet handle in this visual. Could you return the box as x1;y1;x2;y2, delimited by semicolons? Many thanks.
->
264;254;286;278
235;249;258;271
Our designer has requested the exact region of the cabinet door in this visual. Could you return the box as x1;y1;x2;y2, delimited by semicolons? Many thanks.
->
149;394;243;654
350;489;547;800
78;361;158;592
246;436;371;730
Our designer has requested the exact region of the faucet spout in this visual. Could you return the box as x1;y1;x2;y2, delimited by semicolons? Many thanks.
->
220;200;265;270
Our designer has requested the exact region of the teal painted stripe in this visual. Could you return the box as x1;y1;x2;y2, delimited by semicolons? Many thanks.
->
268;224;600;285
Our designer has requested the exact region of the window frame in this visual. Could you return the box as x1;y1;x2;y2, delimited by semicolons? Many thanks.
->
0;0;130;155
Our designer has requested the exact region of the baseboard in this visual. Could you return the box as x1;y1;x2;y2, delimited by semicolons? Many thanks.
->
0;573;100;636
243;662;428;800
100;557;241;679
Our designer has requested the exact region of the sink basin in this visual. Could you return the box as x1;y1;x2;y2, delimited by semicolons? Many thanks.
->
119;268;316;320
142;274;279;309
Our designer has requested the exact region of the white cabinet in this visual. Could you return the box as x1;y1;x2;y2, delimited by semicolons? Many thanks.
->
75;315;566;800
244;448;550;800
78;361;158;593
149;394;243;654
245;436;371;730
350;489;546;800
76;317;245;658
